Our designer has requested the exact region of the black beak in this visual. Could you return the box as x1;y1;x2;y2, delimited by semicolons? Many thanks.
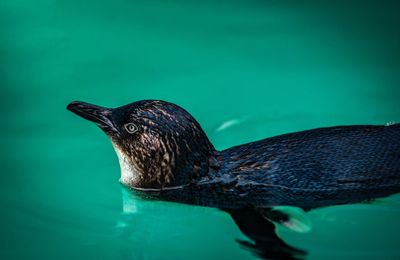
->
67;101;117;133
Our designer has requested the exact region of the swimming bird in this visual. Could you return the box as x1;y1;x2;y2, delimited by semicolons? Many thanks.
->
67;100;400;259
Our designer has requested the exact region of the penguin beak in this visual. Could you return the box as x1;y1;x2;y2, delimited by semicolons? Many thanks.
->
67;101;118;133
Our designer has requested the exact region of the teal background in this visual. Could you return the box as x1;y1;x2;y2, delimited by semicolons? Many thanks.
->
1;0;400;259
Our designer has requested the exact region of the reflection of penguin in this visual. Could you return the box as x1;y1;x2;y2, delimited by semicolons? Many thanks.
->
118;187;305;260
68;100;400;258
225;208;306;259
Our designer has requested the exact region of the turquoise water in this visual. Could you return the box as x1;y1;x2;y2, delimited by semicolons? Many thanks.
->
1;0;400;259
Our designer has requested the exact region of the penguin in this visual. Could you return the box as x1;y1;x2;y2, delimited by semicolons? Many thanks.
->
67;100;400;259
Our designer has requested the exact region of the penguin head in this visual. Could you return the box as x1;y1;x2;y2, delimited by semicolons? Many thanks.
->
67;100;216;189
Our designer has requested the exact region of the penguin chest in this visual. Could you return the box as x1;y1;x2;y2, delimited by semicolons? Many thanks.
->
111;143;141;187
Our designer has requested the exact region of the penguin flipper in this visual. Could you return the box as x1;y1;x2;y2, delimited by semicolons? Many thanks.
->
257;206;312;233
222;207;306;260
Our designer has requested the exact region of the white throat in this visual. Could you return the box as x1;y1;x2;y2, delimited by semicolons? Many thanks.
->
111;142;141;186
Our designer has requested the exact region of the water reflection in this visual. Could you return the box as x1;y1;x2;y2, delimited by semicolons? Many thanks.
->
225;208;306;260
114;188;138;234
119;188;306;259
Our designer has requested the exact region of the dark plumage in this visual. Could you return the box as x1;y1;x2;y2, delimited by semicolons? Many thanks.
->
224;124;400;208
67;99;400;208
67;99;400;259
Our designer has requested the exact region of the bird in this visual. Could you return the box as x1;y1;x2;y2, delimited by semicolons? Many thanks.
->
67;99;400;259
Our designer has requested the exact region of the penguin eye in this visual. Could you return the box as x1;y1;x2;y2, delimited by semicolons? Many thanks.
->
124;123;138;134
